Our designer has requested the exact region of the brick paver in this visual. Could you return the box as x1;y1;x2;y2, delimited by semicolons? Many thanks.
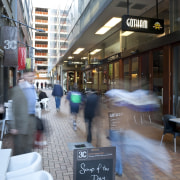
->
2;89;180;180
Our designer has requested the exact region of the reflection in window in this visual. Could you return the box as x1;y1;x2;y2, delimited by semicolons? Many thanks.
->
99;65;107;93
114;62;120;88
153;50;163;96
108;64;113;88
131;57;139;90
141;53;149;90
123;59;130;90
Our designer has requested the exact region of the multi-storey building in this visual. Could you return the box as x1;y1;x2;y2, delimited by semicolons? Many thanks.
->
32;2;68;89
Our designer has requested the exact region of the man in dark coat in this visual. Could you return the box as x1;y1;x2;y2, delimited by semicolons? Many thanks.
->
84;89;99;143
52;80;63;111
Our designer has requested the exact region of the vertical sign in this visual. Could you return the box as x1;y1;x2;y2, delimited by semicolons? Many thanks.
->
1;26;18;67
108;112;122;131
26;58;31;70
73;147;116;180
18;47;26;70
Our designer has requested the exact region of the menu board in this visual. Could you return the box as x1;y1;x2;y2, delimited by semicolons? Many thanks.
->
108;112;122;131
73;147;116;180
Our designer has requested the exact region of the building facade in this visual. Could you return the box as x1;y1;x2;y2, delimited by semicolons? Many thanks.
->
32;3;68;89
57;0;180;116
0;0;33;102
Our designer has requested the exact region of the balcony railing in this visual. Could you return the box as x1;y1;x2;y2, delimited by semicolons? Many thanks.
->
35;61;48;64
35;53;47;56
35;20;48;23
35;36;48;39
35;11;48;15
36;27;48;31
35;44;48;48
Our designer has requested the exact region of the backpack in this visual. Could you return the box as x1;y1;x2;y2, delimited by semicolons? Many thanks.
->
70;92;81;103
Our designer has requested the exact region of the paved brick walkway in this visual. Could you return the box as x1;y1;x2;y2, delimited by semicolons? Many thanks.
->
2;89;180;180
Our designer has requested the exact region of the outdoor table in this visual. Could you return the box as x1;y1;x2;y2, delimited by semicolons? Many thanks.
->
0;149;12;180
169;118;180;123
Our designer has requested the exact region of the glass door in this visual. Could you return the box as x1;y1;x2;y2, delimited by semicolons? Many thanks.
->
153;50;163;96
173;45;180;116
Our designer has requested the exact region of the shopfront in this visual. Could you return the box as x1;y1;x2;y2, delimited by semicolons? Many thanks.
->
82;31;180;116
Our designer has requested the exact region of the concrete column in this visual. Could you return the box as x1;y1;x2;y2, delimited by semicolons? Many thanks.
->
169;0;180;32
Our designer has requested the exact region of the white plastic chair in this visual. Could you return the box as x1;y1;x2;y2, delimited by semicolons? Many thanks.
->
6;152;42;179
7;170;53;180
0;102;14;140
40;98;49;111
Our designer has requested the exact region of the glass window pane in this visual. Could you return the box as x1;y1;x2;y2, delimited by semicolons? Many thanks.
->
114;62;119;88
123;59;130;90
99;65;107;93
153;50;163;96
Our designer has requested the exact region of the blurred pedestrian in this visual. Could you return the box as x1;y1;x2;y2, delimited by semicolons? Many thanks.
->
10;70;37;155
38;90;48;109
84;89;100;143
41;82;43;89
45;82;47;89
66;83;82;131
52;80;63;112
36;81;39;89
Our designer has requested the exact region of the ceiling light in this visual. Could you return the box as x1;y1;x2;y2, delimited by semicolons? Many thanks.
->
90;49;102;55
81;57;88;60
105;17;122;27
64;60;68;62
68;56;74;59
95;17;122;35
73;48;85;54
121;31;134;36
95;27;110;35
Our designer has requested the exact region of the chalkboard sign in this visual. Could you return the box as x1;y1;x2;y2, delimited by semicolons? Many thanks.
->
73;147;116;180
108;112;122;131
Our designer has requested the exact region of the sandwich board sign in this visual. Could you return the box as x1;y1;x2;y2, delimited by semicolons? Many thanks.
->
73;146;116;180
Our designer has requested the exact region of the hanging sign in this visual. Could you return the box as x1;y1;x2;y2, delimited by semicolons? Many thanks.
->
0;26;18;67
18;47;26;70
122;15;164;34
68;61;84;65
73;147;116;180
26;58;31;70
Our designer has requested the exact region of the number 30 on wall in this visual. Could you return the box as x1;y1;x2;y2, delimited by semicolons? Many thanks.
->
4;40;17;50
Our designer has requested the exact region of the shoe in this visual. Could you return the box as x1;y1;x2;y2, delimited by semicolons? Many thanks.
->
73;121;77;131
115;172;122;177
56;108;59;112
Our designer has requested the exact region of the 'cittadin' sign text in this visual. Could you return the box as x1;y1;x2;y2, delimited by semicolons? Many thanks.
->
122;15;164;34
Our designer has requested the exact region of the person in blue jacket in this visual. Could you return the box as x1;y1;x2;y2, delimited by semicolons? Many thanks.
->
52;80;63;112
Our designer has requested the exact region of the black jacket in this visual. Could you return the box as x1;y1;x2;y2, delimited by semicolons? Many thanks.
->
84;93;99;120
52;84;63;97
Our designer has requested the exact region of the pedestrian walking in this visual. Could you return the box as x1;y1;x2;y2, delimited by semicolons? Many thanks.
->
66;83;82;131
36;81;39;89
41;82;43;89
52;80;63;112
84;89;100;143
10;70;37;155
45;82;47;89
